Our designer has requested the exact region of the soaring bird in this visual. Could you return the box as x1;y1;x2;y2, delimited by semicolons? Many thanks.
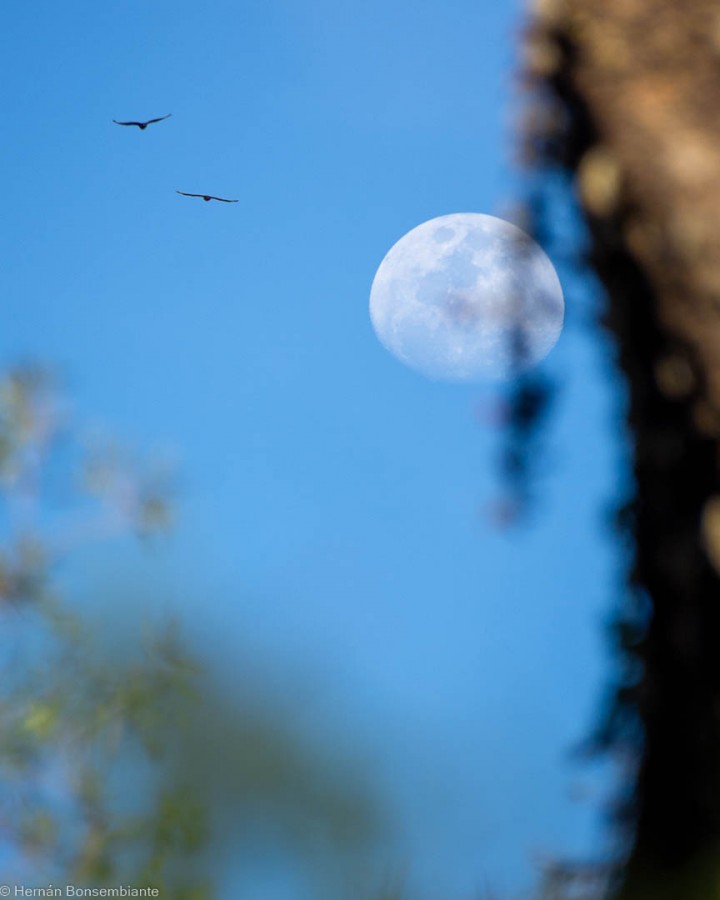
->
176;191;238;203
113;114;172;130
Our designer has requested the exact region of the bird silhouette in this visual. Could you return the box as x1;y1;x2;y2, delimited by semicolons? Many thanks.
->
176;191;238;203
113;114;172;130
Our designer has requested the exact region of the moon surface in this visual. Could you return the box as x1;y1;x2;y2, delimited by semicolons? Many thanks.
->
369;213;564;382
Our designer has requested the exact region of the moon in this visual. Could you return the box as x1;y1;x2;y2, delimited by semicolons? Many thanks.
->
369;213;564;382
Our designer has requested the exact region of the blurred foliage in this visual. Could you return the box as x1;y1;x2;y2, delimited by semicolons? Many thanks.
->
498;373;556;521
0;365;384;897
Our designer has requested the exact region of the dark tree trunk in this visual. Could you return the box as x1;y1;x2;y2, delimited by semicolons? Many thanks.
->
524;1;720;895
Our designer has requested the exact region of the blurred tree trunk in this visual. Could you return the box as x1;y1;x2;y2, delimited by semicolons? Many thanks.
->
524;1;720;896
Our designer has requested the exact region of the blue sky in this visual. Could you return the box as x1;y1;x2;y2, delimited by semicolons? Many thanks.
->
1;1;624;896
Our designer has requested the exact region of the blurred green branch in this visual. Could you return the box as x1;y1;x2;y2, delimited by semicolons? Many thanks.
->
0;365;384;898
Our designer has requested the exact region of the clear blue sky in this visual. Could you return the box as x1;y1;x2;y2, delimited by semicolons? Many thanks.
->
1;1;624;896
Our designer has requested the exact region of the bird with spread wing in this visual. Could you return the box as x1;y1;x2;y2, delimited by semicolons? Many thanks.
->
113;114;172;130
176;191;238;203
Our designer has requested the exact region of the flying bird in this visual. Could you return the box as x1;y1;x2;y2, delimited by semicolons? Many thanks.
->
113;114;172;130
176;191;238;203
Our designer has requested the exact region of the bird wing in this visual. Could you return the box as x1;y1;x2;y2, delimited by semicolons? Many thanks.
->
146;114;172;125
210;196;239;203
176;191;203;198
113;120;141;126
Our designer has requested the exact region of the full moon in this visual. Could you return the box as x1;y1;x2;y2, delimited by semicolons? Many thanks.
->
369;213;564;382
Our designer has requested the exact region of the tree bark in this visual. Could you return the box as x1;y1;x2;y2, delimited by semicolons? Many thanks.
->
524;1;720;895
